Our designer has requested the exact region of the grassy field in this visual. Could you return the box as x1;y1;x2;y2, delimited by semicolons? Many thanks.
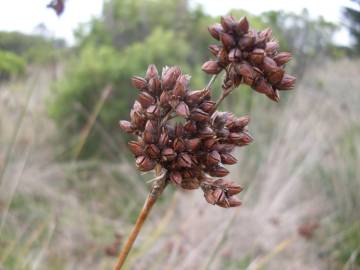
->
0;59;359;270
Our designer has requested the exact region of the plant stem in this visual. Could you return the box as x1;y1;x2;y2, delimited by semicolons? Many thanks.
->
113;167;167;270
205;74;218;91
214;87;233;110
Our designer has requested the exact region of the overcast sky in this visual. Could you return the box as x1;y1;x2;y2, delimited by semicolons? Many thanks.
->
0;0;355;45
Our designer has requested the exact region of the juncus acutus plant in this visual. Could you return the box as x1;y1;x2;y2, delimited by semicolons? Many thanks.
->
116;15;296;269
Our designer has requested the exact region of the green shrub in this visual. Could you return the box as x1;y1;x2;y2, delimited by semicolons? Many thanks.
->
0;50;26;80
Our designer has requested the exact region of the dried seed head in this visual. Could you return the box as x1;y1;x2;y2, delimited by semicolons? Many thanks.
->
273;52;292;66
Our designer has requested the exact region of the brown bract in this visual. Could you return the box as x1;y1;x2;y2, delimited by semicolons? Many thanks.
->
119;64;251;208
203;15;296;101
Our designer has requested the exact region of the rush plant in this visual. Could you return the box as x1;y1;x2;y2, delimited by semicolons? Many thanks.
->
116;15;295;269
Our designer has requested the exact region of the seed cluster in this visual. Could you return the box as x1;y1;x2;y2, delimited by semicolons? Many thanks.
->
120;15;296;208
202;16;296;102
120;65;251;207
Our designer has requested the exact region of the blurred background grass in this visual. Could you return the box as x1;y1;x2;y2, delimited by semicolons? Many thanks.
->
1;0;360;269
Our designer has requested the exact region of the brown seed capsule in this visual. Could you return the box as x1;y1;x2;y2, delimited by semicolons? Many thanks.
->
220;153;237;165
173;75;188;97
161;148;176;161
185;138;201;152
199;126;214;138
265;41;279;56
237;63;256;85
146;105;160;119
119;120;134;133
203;138;218;150
170;171;182;185
215;143;235;153
254;77;273;95
217;48;229;65
217;196;242;208
181;178;200;190
209;44;222;57
174;123;184;138
276;74;296;90
184;121;197;133
220;32;235;50
164;66;182;89
128;141;143;156
259;27;273;41
138;92;155;108
143;120;157;144
200;100;216;113
237;132;254;146
158;131;169;147
267;68;285;85
220;15;236;32
148;77;161;95
173;138;186;152
206;150;221;166
273;52;292;66
249;48;265;65
208;23;223;40
228;48;241;62
177;153;192;168
208;166;229;177
235;17;249;36
262;56;278;75
145;144;160;159
145;64;159;80
176;101;190;118
238;32;255;50
131;110;146;129
131;76;147;90
136;156;156;172
191;108;209;122
159;91;170;106
202;60;222;75
185;90;205;105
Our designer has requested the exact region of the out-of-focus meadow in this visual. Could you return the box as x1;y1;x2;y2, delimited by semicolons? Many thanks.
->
1;0;360;269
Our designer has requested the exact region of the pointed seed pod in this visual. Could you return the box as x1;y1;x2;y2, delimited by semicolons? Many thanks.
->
136;156;156;172
181;178;200;190
145;64;159;80
170;171;182;185
191;108;209;122
177;153;192;168
128;141;143;156
267;68;285;85
276;74;296;90
173;138;186;152
131;76;147;90
161;148;176;161
273;52;292;66
235;16;249;35
220;32;235;50
249;48;265;65
119;120;134;133
202;60;222;75
185;138;202;152
175;101;190;118
206;150;221;166
220;153;237;165
208;23;223;40
138;92;155;108
208;166;229;177
145;144;160;159
209;44;222;56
